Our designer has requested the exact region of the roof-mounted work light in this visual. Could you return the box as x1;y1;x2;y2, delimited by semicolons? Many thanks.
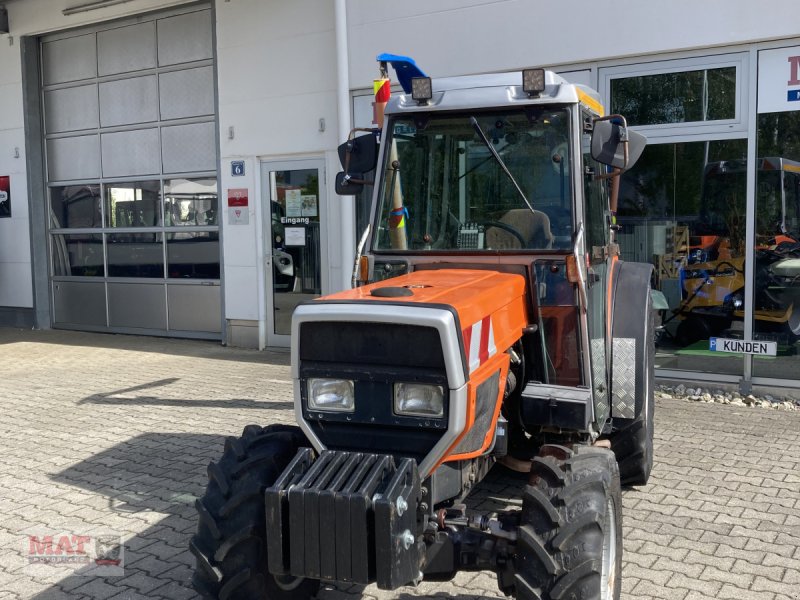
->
411;77;432;104
522;68;546;97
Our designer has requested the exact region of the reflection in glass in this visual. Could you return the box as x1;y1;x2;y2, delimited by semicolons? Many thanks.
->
50;185;102;229
107;233;164;278
106;181;161;227
611;67;736;126
164;178;218;226
166;231;219;279
51;234;104;276
753;111;800;378
618;139;747;375
269;168;322;336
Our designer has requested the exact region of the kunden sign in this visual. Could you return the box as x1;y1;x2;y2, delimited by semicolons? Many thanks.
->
758;46;800;113
709;337;778;356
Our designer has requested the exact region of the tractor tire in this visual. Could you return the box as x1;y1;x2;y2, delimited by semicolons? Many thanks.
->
511;445;622;600
190;424;320;600
609;294;655;487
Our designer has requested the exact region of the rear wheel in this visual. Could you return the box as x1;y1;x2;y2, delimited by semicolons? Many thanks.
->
511;445;622;600
191;424;320;600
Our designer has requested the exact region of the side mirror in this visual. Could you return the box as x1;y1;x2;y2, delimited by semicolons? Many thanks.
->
337;133;379;173
591;117;646;170
336;132;379;196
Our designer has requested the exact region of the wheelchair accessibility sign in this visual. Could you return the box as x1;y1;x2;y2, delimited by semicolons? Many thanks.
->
709;337;777;356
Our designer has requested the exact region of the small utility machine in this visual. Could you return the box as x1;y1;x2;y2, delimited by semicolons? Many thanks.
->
191;55;653;600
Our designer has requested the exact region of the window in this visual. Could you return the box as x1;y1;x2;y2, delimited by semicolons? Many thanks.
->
611;67;736;126
600;54;748;139
617;139;747;376
50;178;219;280
106;181;161;227
374;108;573;252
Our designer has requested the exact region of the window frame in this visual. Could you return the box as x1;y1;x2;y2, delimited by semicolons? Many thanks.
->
599;53;750;141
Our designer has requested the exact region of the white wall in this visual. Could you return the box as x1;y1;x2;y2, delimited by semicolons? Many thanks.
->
214;0;341;333
346;0;800;87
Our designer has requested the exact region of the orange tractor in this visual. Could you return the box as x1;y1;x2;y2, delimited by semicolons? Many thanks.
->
192;55;652;600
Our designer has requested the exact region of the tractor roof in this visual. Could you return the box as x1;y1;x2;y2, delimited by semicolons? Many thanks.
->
384;70;604;117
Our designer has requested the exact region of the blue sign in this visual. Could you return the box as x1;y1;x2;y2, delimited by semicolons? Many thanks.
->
788;89;800;102
231;160;245;177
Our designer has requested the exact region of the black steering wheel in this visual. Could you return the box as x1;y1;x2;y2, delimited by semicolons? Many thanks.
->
485;220;527;248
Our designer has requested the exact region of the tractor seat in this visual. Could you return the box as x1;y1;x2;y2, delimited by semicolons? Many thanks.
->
485;209;554;249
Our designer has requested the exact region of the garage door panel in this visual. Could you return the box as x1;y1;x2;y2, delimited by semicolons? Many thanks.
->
157;10;213;66
53;281;107;327
98;22;157;76
44;85;99;133
47;135;101;181
168;283;221;333
159;66;215;120
108;282;167;329
101;128;161;177
162;122;216;174
99;75;159;127
42;34;97;85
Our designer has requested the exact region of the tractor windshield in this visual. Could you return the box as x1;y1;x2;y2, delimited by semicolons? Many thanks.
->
373;108;573;252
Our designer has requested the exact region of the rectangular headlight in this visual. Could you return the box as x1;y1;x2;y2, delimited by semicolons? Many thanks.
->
307;378;355;412
394;383;444;418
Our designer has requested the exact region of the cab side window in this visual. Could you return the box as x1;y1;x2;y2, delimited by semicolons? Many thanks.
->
582;116;610;260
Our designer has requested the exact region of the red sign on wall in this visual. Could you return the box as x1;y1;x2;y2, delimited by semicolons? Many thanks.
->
0;175;9;218
227;188;248;207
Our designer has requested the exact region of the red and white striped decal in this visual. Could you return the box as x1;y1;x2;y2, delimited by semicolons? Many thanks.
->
463;316;496;373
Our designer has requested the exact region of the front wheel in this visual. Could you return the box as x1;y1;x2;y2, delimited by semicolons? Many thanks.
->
190;424;320;600
511;445;622;600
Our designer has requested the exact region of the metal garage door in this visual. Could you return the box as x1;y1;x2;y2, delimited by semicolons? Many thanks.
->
42;4;221;338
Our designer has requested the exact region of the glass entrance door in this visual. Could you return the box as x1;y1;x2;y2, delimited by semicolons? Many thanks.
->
262;160;324;347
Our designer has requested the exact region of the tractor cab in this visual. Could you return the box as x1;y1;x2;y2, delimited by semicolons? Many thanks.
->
339;64;646;392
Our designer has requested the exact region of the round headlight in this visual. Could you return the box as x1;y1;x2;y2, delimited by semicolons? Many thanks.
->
394;383;444;418
307;378;355;412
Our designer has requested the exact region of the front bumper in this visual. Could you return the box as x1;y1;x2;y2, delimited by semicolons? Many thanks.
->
265;449;422;590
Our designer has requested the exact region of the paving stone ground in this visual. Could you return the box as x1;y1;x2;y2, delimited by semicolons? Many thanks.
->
0;328;798;600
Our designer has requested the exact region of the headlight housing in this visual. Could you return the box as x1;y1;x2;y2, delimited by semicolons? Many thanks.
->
307;378;355;412
394;382;444;418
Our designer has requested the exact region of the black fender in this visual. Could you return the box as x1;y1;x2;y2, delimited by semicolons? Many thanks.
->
609;260;654;422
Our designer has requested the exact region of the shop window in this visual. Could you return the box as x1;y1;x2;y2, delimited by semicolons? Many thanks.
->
618;139;747;376
752;110;800;378
611;67;736;126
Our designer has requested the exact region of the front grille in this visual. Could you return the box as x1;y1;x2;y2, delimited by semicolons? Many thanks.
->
299;321;446;369
298;321;449;460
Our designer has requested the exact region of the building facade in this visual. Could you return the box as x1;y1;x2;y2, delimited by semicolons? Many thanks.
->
1;0;799;390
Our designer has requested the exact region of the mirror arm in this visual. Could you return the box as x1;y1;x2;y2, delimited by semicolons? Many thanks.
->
342;175;374;186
